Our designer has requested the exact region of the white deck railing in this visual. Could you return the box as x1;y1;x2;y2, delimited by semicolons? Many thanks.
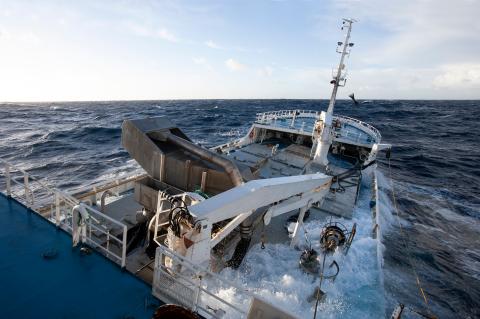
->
153;245;254;318
255;109;320;124
255;110;382;144
0;158;129;268
335;115;382;142
69;170;146;203
212;137;245;152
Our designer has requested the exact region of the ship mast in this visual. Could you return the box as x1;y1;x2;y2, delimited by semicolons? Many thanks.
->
313;18;355;167
327;18;355;114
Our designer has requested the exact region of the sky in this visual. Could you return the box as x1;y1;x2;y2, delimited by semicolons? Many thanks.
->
0;0;479;101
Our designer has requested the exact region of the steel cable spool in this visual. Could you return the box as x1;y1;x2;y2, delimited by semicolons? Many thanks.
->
320;222;347;252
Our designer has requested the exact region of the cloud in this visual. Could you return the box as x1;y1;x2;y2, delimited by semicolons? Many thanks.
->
0;27;40;45
333;0;480;67
344;65;480;99
205;39;264;53
285;65;480;99
157;28;178;42
205;40;222;49
192;57;212;70
433;64;480;89
225;58;246;71
127;23;179;43
257;66;274;77
193;57;207;65
0;27;9;39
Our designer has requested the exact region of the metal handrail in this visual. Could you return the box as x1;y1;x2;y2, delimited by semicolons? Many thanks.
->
72;171;146;201
0;158;129;268
255;109;320;123
1;159;79;206
254;110;382;142
335;115;382;142
212;137;244;151
154;246;255;317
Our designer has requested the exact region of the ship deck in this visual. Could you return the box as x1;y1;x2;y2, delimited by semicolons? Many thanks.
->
0;193;159;319
229;141;360;219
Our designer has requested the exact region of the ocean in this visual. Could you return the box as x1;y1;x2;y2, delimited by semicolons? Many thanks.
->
0;99;478;318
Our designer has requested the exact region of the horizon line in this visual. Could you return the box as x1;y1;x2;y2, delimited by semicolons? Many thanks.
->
1;97;479;104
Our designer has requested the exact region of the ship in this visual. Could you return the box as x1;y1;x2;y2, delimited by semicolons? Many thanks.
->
1;19;415;319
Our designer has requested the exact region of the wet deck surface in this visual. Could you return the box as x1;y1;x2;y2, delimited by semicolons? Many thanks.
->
230;141;359;219
0;194;158;319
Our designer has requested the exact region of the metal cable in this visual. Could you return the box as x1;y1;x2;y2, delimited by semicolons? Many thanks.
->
387;158;434;318
313;251;328;319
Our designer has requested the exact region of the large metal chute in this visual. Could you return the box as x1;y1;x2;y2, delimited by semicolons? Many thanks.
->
150;131;244;187
122;117;250;197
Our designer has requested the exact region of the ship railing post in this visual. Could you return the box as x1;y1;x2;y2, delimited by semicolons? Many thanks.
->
90;186;97;205
121;225;127;268
55;191;61;226
88;217;92;241
193;275;202;312
23;173;32;207
106;229;110;258
5;162;11;197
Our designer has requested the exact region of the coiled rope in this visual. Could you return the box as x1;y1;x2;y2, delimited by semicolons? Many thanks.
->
387;156;436;319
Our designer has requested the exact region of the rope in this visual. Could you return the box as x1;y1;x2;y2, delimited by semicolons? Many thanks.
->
387;157;434;318
313;251;328;319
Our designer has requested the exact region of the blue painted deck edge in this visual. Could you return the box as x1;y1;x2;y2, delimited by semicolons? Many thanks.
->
0;193;158;319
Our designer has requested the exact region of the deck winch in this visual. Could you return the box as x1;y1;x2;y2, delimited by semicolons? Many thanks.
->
320;220;356;253
299;248;320;274
299;220;357;278
303;218;357;316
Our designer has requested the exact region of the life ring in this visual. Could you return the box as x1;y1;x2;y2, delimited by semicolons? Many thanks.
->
249;130;255;139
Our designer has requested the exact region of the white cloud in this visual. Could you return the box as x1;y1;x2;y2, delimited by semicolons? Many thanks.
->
0;27;40;45
290;67;331;83
286;64;480;99
0;27;10;39
205;40;222;49
193;57;207;65
333;0;480;67
205;40;263;53
156;28;178;42
257;66;274;77
225;58;246;71
192;57;212;70
433;64;480;89
127;23;179;43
